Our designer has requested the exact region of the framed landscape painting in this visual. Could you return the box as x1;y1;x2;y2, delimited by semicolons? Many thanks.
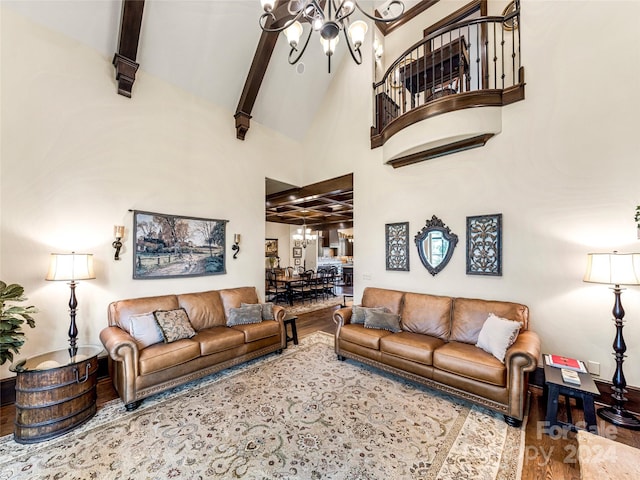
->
133;210;227;279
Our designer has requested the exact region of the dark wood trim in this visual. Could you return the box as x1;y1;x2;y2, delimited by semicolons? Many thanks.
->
234;112;252;141
530;366;640;416
423;0;485;38
386;134;493;168
1;355;110;407
0;376;15;407
266;173;353;206
377;0;440;36
113;0;145;98
371;87;521;149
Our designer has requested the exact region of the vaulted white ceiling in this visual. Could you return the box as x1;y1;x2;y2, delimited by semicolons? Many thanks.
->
5;0;412;141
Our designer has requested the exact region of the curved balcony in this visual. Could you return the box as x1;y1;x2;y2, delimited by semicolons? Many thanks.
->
372;7;524;167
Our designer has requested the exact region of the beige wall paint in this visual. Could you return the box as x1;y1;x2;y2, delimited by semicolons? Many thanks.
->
0;9;302;377
300;0;640;387
3;1;640;391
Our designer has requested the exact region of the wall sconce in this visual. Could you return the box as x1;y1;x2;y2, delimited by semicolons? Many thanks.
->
232;234;241;259
113;225;124;260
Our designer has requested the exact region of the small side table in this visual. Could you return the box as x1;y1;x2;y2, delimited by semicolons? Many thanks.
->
283;314;299;346
544;360;600;435
10;345;103;444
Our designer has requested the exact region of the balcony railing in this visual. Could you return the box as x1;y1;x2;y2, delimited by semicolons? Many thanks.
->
371;8;523;148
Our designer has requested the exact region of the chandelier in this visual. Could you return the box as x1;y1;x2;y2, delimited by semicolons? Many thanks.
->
259;1;406;73
292;207;317;248
293;221;318;248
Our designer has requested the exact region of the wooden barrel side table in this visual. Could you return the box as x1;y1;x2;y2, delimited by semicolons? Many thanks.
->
10;345;103;444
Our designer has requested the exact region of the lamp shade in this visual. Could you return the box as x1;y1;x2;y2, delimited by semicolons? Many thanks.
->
284;21;303;48
348;20;368;48
45;252;96;282
320;34;339;56
584;252;640;286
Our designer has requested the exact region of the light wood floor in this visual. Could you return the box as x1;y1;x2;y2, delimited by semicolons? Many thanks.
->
2;305;638;479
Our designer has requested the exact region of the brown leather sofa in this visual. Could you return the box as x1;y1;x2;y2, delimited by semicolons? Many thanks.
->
100;286;285;411
333;287;541;426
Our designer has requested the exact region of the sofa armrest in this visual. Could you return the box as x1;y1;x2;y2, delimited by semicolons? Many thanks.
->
273;305;286;323
505;330;541;373
99;326;139;378
504;330;541;420
333;306;352;326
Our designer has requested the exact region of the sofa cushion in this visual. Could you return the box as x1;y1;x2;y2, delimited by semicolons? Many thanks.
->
177;290;226;330
129;312;164;350
227;304;263;326
364;309;402;333
401;293;452;340
218;286;260;320
195;327;246;356
450;297;529;345
111;295;179;332
476;313;521;363
153;308;197;343
351;305;388;325
380;332;445;366
231;320;280;343
433;341;506;387
138;339;201;375
361;287;405;315
243;302;275;321
339;324;393;350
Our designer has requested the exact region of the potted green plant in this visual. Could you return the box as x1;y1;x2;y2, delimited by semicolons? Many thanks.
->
0;281;38;365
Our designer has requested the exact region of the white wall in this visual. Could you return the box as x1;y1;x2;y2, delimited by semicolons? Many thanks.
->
0;8;302;377
301;0;640;387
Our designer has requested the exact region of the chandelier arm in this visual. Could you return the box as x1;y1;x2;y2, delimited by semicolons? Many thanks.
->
334;0;356;24
344;27;363;65
259;9;305;33
354;0;405;23
288;25;314;65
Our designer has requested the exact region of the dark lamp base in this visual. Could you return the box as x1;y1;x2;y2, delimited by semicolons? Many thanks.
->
598;406;640;430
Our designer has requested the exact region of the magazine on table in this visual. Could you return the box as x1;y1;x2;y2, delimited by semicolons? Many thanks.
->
545;354;587;373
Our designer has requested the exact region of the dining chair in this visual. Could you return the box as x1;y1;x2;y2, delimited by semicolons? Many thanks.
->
266;270;287;304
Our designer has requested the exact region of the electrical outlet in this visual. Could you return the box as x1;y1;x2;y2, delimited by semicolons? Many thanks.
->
587;361;600;376
362;273;372;280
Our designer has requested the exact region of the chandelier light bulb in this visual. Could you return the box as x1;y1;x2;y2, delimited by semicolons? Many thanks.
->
348;20;368;48
343;1;355;13
320;35;340;56
284;21;303;48
260;0;275;13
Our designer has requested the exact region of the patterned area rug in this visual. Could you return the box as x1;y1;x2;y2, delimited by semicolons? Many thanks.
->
0;333;525;479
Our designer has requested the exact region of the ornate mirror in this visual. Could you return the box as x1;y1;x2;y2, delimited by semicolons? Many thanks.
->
415;215;458;276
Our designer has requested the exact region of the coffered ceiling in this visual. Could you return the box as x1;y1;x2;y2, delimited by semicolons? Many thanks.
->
266;174;353;230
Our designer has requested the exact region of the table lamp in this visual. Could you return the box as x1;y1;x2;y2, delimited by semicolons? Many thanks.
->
584;251;640;429
45;252;96;349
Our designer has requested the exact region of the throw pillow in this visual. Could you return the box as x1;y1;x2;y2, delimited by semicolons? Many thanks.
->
352;305;388;325
242;302;275;321
153;308;196;343
129;312;164;349
227;303;263;327
363;309;402;333
475;313;522;363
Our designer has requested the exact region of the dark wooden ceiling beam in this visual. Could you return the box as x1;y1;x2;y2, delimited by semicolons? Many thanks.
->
113;0;145;98
376;0;440;36
234;0;288;140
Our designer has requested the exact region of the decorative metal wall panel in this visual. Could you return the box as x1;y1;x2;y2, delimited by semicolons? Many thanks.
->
385;222;410;271
466;214;502;276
